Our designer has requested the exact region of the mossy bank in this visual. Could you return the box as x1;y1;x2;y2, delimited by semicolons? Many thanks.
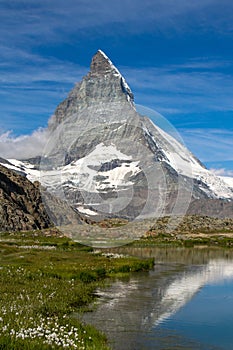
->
0;230;154;349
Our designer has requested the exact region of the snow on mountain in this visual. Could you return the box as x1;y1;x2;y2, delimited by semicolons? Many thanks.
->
53;143;141;194
219;176;233;190
76;206;97;216
1;142;140;194
1;50;232;223
142;120;233;200
5;159;40;183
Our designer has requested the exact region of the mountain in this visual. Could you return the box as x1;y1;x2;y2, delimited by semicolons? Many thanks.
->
1;50;233;224
48;49;134;131
0;163;51;231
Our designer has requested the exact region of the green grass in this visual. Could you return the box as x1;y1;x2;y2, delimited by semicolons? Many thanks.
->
0;231;154;349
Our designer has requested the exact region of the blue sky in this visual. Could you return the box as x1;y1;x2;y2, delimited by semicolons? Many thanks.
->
0;0;233;174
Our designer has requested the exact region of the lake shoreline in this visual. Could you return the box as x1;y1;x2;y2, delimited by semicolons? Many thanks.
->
132;231;233;248
0;230;154;349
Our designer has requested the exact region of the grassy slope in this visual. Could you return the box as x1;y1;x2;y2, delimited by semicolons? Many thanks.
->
0;230;154;349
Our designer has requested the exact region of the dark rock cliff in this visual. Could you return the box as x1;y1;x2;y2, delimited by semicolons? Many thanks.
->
0;164;52;231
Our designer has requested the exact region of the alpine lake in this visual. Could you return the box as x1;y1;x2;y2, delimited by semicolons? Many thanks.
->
79;245;233;350
1;230;233;349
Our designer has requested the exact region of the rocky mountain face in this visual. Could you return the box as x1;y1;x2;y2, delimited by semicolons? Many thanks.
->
48;49;134;131
1;50;233;225
0;164;52;231
187;198;233;219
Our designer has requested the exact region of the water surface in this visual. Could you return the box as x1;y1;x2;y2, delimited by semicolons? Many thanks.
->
80;248;233;349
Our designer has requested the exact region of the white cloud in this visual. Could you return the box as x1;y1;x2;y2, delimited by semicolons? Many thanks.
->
0;128;48;159
210;168;233;177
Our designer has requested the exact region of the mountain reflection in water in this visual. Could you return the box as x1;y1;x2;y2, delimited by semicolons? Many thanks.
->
79;248;233;350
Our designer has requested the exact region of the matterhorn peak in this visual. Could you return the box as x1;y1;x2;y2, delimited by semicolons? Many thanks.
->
89;49;134;104
48;49;135;131
90;49;121;75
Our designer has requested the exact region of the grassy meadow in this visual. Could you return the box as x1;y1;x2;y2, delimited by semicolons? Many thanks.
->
0;230;154;349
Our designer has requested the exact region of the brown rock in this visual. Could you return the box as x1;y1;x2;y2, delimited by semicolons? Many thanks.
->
0;164;52;231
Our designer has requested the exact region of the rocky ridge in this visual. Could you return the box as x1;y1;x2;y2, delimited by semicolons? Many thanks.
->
0;164;51;231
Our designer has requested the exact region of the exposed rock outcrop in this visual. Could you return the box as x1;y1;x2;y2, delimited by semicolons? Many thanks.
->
0;164;51;231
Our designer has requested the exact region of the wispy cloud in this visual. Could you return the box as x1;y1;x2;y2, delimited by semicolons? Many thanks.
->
1;0;233;47
121;62;233;115
180;128;233;163
0;48;86;86
0;51;87;132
